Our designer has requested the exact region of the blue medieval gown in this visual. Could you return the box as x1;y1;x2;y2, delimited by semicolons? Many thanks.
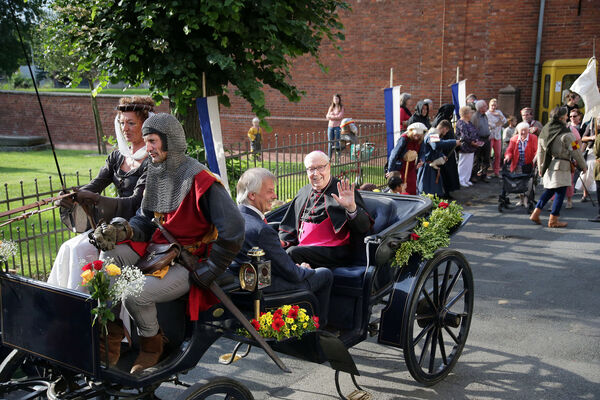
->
417;133;458;196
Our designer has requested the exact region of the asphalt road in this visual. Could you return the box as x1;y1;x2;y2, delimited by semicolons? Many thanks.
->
157;177;600;400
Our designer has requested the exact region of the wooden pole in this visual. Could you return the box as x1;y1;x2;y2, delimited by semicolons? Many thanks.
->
456;66;460;83
390;67;393;88
202;72;206;97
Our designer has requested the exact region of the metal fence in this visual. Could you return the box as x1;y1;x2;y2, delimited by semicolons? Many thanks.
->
1;124;388;278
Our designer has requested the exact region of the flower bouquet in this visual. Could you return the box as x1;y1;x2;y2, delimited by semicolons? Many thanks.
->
239;305;319;342
392;195;463;268
0;239;18;268
80;259;145;334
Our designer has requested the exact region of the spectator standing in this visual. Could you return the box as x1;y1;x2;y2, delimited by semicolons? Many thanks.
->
399;93;413;130
577;117;598;201
471;100;492;182
563;91;581;117
486;98;507;178
433;105;461;197
589;123;600;222
407;101;431;129
520;107;543;136
503;116;517;153
247;117;262;158
456;106;480;187
530;107;587;228
423;99;434;124
386;122;427;195
326;94;344;158
417;126;461;196
466;94;477;111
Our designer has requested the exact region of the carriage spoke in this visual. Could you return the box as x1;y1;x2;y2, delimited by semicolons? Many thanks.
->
422;287;438;312
428;328;438;374
438;330;448;365
419;330;434;367
443;267;463;303
444;325;460;344
440;260;452;307
413;322;434;346
445;288;467;309
432;267;439;308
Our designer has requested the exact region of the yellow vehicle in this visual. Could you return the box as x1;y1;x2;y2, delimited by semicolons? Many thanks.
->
538;58;597;124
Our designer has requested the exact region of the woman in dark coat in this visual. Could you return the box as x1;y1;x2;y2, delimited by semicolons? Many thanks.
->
417;125;461;196
406;101;431;129
432;104;461;197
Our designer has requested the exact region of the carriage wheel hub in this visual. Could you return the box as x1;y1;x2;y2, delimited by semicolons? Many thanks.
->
438;308;461;328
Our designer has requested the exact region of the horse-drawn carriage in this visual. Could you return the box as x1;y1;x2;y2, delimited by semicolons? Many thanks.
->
0;191;473;399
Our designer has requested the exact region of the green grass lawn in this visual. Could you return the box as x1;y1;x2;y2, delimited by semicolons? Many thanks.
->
4;87;152;96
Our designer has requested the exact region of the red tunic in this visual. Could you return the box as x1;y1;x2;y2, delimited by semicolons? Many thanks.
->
399;134;421;195
123;170;220;320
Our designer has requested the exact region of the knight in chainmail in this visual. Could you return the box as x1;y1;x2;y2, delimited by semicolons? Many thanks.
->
91;113;244;374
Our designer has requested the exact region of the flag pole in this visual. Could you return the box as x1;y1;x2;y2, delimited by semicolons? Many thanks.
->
390;67;393;87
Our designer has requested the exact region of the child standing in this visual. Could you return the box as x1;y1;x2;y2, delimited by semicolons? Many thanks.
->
248;117;262;158
502;116;517;156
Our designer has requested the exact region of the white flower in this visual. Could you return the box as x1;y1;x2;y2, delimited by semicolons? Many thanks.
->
109;265;145;302
0;240;18;262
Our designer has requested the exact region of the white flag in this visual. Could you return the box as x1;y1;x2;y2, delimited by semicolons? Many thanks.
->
570;57;600;124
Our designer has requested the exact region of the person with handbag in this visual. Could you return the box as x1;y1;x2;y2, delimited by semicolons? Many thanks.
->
530;107;587;228
48;96;154;291
90;113;244;373
416;122;461;197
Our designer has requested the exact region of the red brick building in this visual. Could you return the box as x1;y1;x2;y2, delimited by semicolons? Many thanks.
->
1;0;598;147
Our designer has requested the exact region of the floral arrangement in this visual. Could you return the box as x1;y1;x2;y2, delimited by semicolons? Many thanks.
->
80;259;145;333
392;194;463;268
239;305;319;341
0;239;18;264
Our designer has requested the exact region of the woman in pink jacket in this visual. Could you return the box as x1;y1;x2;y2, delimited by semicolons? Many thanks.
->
326;94;344;158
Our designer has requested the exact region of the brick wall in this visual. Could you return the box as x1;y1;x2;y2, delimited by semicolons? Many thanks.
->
0;92;170;145
1;0;598;148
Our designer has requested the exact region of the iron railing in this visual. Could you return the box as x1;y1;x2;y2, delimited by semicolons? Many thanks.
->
1;124;388;278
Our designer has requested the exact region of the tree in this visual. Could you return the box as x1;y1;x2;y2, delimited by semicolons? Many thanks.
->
51;0;349;139
36;4;108;154
0;0;46;76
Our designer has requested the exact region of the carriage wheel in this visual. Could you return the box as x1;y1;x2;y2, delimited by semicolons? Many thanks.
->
176;377;254;400
402;249;474;386
0;349;28;382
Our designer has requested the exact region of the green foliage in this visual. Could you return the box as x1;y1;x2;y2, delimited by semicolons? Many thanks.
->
9;71;33;88
47;0;349;127
393;195;463;268
0;0;46;76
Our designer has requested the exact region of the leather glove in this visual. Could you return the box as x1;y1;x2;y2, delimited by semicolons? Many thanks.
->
89;217;132;251
75;189;100;205
193;259;220;289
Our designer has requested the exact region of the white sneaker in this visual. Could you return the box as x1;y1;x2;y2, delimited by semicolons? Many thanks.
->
515;200;523;207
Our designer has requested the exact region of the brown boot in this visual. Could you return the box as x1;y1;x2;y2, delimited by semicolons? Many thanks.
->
99;319;125;367
529;208;542;225
548;214;567;228
130;330;166;374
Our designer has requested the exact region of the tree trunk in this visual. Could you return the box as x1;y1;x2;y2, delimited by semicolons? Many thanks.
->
88;81;106;154
171;101;202;142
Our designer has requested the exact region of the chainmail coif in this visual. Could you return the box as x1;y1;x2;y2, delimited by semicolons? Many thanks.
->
141;113;204;213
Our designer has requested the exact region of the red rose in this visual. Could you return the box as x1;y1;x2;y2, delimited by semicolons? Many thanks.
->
273;308;283;318
92;260;103;270
82;262;92;271
438;201;449;209
410;233;420;241
312;316;320;329
251;319;260;331
272;317;285;331
287;308;298;319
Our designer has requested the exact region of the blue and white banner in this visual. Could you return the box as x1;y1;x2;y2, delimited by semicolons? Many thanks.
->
384;85;402;159
451;80;467;118
196;96;229;193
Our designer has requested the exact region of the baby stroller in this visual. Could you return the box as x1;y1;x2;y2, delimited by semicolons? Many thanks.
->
498;163;538;213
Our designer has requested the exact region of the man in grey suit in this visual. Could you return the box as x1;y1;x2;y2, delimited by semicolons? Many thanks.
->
232;168;333;326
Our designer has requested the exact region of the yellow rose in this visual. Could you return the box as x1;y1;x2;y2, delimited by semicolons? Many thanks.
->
422;221;429;228
105;264;121;276
81;269;95;285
